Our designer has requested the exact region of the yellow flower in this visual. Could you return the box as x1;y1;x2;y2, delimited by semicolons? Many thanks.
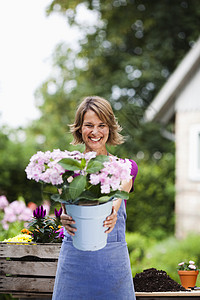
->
3;234;33;243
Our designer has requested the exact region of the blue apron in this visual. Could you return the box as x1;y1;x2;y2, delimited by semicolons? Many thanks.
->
52;200;136;300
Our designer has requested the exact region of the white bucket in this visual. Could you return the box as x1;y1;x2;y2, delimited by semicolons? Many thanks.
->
65;201;113;251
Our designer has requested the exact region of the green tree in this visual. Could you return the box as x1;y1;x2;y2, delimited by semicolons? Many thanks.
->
45;0;200;110
0;126;42;203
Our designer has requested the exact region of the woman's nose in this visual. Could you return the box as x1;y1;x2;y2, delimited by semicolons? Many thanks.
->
91;126;98;134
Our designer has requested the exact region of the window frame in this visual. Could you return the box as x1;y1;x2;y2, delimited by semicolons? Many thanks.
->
189;124;200;181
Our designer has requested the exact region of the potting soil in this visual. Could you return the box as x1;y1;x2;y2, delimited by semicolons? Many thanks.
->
133;268;187;292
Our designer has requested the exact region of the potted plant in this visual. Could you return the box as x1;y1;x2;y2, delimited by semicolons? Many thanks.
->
25;149;133;251
177;260;199;289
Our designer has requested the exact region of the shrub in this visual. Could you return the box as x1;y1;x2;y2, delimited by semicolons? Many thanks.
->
126;154;175;238
126;232;156;274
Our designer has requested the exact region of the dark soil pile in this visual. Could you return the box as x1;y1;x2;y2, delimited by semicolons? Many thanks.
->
133;268;187;292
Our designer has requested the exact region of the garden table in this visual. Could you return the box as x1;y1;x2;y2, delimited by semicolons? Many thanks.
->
135;291;200;300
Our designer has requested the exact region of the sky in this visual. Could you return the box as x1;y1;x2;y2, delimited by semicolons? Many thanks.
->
0;0;82;128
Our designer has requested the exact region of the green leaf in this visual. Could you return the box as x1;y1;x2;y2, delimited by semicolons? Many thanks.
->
27;219;37;228
39;228;45;234
69;175;86;200
61;184;71;201
74;190;99;203
87;183;101;198
80;158;86;169
98;196;111;203
58;158;82;171
93;155;110;163
111;190;129;200
42;183;57;194
51;189;71;202
51;194;62;202
86;160;104;173
86;155;109;173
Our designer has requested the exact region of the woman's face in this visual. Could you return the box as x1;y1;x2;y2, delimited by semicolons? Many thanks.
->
81;109;109;155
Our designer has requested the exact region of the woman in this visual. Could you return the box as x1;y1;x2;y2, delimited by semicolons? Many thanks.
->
52;96;138;300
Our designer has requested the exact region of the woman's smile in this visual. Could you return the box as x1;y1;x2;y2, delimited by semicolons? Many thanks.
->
89;137;101;142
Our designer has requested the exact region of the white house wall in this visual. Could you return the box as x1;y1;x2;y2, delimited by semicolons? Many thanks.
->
175;67;200;112
175;65;200;238
175;111;200;239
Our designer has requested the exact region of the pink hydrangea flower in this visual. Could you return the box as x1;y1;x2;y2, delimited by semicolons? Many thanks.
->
25;149;83;186
0;195;9;209
89;157;132;195
2;200;32;230
84;151;96;161
25;150;133;205
90;174;100;185
3;206;17;223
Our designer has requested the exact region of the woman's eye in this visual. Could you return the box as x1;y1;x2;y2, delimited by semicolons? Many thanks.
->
99;124;105;128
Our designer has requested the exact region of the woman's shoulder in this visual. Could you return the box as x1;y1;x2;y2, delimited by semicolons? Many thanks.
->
128;159;138;178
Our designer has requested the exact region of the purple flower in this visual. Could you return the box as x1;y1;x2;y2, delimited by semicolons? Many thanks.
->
33;205;46;218
54;207;62;218
57;227;64;239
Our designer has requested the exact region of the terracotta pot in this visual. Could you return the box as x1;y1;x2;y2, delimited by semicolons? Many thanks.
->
178;270;199;289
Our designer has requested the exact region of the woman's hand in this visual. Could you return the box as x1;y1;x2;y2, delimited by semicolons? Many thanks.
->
103;205;117;234
60;204;77;236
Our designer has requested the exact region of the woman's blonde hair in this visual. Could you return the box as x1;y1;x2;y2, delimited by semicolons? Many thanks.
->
70;96;125;145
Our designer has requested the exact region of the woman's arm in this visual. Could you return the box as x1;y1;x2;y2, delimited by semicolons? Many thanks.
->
103;178;133;233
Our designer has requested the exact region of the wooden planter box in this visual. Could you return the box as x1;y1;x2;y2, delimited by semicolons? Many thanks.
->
0;242;61;299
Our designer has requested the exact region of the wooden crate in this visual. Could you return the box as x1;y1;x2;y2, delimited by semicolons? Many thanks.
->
0;242;61;299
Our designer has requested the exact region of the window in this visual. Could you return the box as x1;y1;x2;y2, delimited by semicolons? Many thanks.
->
198;132;200;170
189;124;200;181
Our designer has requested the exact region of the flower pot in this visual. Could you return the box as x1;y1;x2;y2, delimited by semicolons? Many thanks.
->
65;200;113;251
178;270;199;289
